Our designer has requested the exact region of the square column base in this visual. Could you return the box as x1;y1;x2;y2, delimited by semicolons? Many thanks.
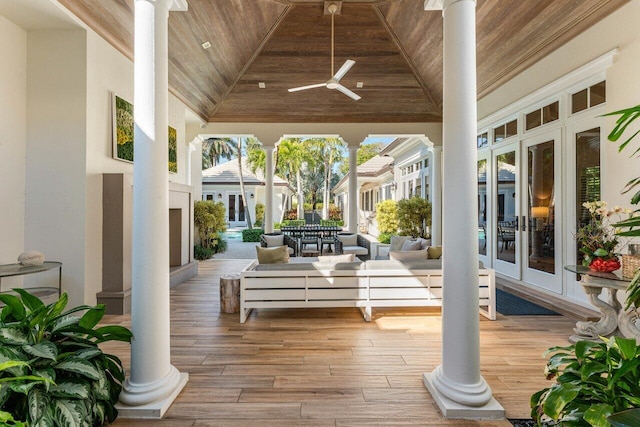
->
116;373;188;419
423;373;505;420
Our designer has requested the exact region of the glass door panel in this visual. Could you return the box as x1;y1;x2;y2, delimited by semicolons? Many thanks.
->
527;140;555;274
522;129;562;293
493;144;519;279
478;158;488;257
576;128;601;266
228;194;236;222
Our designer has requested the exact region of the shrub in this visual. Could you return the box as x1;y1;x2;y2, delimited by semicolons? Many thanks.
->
376;199;398;235
284;209;298;220
0;290;132;426
303;203;313;211
377;233;392;244
194;200;227;249
397;197;431;238
274;222;281;230
328;204;343;221
254;203;265;227
194;245;214;260
242;228;262;242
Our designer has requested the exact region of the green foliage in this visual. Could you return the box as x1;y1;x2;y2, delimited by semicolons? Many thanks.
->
254;203;265;228
242;228;262;242
397;197;431;238
194;245;214;260
339;142;384;175
377;233;392;244
531;337;640;427
0;290;132;426
376;199;399;235
194;201;227;249
303;203;313;211
282;219;306;227
273;222;281;230
0;410;26;426
284;209;298;220
608;408;640;426
328;205;343;221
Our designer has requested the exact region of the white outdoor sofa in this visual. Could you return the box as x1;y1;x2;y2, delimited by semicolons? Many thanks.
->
240;259;495;323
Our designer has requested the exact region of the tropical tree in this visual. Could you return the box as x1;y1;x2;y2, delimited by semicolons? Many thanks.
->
305;137;345;219
277;139;308;220
236;137;253;228
202;137;233;169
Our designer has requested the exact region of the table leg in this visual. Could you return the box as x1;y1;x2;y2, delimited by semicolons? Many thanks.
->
617;308;640;343
571;285;619;341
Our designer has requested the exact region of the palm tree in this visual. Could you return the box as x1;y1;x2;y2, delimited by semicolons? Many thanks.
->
305;138;345;219
236;137;252;228
277;139;308;220
202;137;232;169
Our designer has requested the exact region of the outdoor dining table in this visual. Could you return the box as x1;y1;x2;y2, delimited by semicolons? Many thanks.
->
280;225;342;254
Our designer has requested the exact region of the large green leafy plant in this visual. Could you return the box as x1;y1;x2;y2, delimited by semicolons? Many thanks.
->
397;197;431;239
605;106;640;308
0;289;132;426
531;337;640;427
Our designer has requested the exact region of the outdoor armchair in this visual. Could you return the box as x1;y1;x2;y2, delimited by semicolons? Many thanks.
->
260;232;298;257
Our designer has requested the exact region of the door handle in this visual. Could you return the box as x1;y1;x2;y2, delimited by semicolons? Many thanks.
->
521;215;527;231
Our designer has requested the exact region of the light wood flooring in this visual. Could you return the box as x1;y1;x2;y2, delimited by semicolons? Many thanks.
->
105;259;577;426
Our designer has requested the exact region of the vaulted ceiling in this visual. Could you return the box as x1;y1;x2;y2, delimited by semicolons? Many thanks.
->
57;0;627;123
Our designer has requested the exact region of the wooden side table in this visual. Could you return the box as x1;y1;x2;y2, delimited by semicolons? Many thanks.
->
564;265;637;343
302;249;320;257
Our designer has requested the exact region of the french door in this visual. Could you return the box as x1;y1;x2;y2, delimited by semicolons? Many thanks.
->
520;130;562;293
489;130;562;293
228;193;246;227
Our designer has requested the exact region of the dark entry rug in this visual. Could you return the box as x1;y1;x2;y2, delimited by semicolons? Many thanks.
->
508;419;535;427
496;289;559;315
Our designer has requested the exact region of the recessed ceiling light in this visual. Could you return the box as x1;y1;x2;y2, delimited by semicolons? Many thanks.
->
356;82;364;88
201;41;211;49
258;82;266;89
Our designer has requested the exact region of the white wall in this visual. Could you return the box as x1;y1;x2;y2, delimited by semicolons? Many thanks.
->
25;30;87;306
0;15;27;288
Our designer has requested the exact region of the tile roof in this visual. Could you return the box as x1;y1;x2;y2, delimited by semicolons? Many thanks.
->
202;157;289;186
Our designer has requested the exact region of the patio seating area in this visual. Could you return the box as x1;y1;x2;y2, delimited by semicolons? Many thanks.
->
103;254;576;426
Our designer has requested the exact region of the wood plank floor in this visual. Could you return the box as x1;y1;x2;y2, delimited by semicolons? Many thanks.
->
106;259;577;426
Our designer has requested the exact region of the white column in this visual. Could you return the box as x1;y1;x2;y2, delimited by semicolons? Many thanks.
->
423;0;503;419
264;145;275;233
430;146;443;245
119;0;188;417
347;145;359;233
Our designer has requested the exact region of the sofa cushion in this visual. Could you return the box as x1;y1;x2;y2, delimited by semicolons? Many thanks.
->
389;248;429;261
400;239;422;251
337;234;358;246
256;245;290;264
427;246;443;259
318;253;356;263
417;238;431;250
263;234;284;247
342;246;369;256
253;261;362;271
389;235;409;251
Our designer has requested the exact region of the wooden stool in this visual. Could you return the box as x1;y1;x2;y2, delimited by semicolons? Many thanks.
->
220;274;240;313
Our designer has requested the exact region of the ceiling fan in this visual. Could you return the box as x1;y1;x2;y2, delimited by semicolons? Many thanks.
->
288;2;361;101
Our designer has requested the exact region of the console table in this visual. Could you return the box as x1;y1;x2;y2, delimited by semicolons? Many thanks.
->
564;265;639;343
0;261;63;299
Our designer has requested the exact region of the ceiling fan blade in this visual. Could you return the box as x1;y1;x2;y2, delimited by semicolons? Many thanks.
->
333;59;356;81
335;84;361;101
288;83;327;92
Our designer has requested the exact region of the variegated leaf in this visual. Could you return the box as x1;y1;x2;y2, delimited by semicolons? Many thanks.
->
0;327;29;345
75;347;101;360
0;383;10;406
28;387;49;423
51;315;80;333
31;410;55;427
49;379;90;399
55;357;100;380
23;341;58;361
0;360;29;372
53;398;86;427
9;381;38;395
92;368;110;401
93;401;106;425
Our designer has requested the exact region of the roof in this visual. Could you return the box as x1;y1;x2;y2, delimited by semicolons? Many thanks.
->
333;155;394;191
202;157;291;188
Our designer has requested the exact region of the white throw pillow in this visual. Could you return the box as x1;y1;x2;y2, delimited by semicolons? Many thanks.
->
389;248;428;261
400;239;422;251
337;234;358;246
389;235;409;251
263;234;284;247
417;238;431;250
318;254;356;263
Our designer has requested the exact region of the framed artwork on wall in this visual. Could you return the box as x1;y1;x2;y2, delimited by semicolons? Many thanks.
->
112;92;178;173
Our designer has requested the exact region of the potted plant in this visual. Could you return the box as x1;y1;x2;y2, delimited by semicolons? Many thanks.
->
531;336;640;426
0;289;132;426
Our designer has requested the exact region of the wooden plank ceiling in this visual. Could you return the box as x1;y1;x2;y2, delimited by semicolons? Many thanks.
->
59;0;627;123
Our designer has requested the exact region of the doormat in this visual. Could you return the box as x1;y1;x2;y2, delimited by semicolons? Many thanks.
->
496;289;559;315
508;419;535;427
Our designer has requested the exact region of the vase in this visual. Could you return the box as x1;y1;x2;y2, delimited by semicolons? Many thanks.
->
589;256;621;273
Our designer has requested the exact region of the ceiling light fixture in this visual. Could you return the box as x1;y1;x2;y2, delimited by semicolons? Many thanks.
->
356;82;364;88
258;82;266;89
424;0;443;10
201;41;211;49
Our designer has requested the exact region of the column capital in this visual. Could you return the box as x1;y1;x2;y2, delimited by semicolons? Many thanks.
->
424;0;476;11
